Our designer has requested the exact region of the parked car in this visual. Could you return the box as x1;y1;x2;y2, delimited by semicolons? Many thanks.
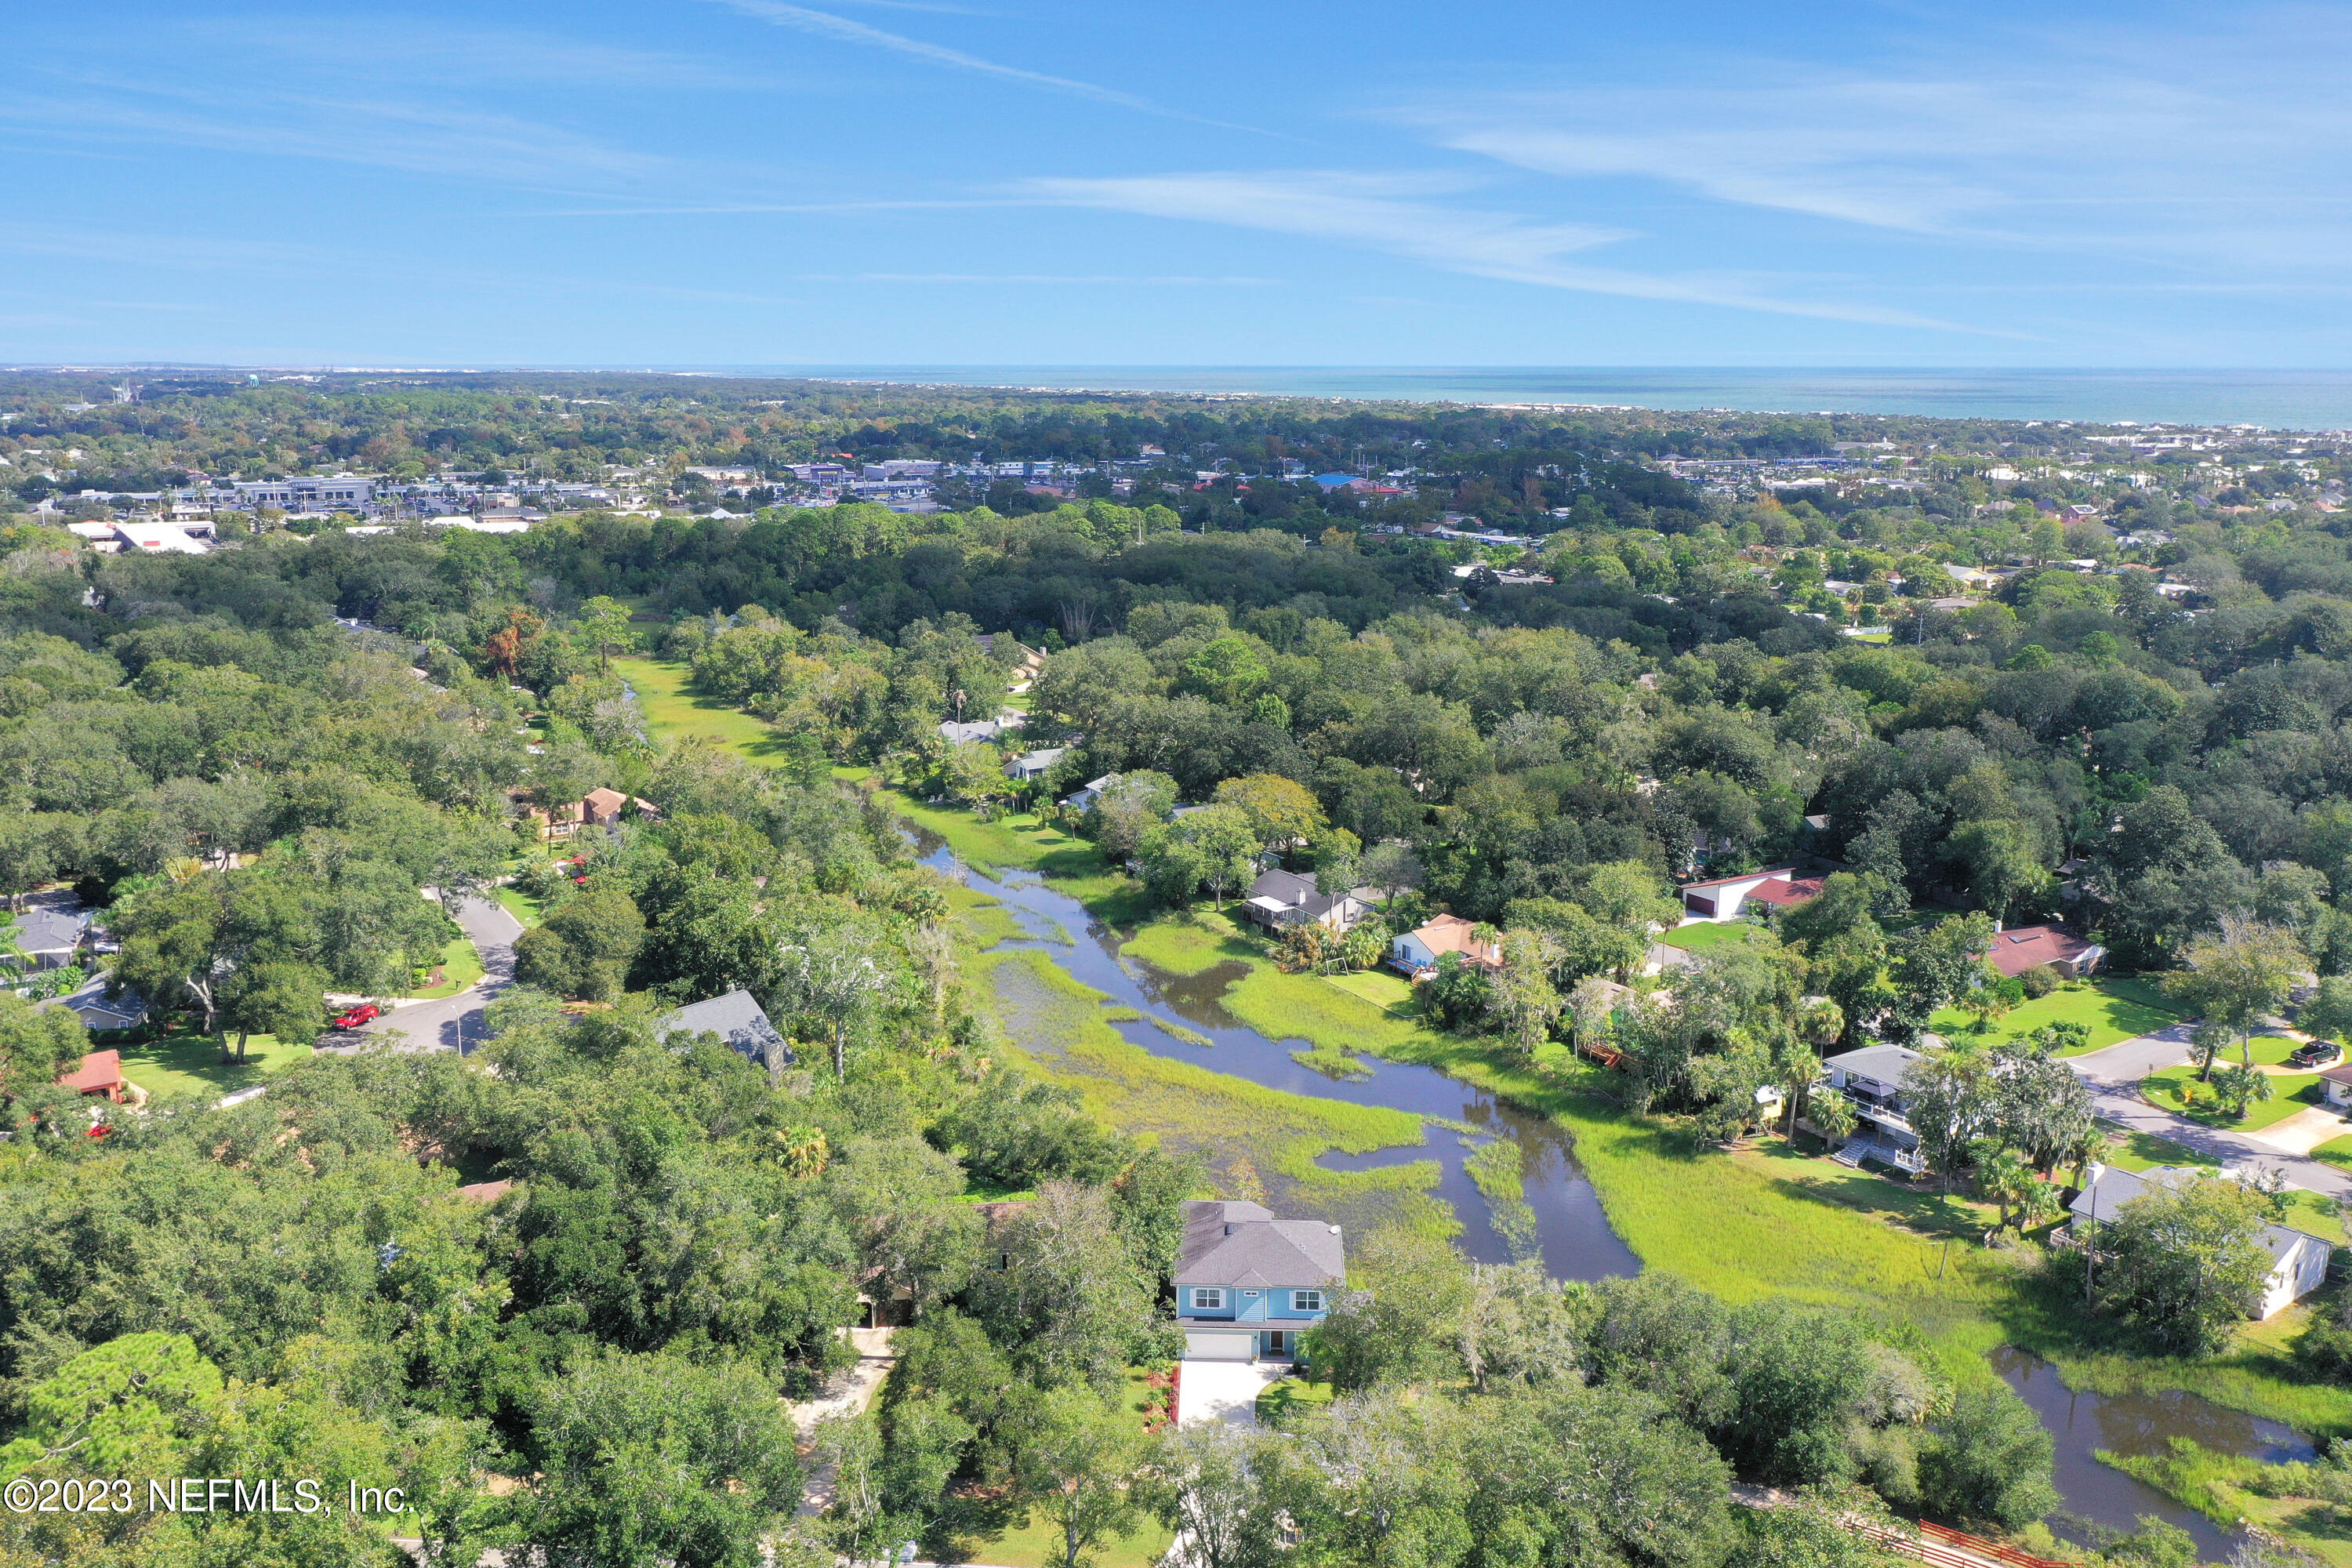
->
2288;1040;2343;1069
333;1003;380;1030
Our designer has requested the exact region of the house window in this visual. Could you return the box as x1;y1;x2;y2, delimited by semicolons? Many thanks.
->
1292;1289;1324;1313
1189;1288;1225;1311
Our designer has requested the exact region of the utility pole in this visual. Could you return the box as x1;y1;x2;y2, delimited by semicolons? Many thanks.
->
2084;1180;2098;1305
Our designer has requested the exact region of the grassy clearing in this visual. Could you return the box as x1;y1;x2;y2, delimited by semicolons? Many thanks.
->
117;1030;313;1105
407;936;483;1000
1932;976;2181;1054
614;656;790;759
949;1498;1173;1568
2096;1121;2213;1173
2244;1035;2326;1067
2314;1136;2352;1174
1660;920;1762;952
2145;1063;2325;1130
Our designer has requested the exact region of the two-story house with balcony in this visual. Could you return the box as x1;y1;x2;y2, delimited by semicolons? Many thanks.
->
1174;1200;1345;1363
1807;1043;1928;1173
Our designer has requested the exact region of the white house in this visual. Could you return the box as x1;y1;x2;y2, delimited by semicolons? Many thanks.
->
1061;774;1114;811
2069;1164;2332;1319
1676;867;1820;921
1388;914;1502;978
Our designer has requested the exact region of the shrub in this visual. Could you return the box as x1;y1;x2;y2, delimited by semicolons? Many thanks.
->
2017;964;2060;999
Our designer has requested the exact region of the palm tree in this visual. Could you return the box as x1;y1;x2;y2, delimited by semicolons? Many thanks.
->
1806;1086;1859;1148
1973;1142;2039;1236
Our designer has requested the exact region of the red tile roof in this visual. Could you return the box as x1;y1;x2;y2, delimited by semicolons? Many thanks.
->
1744;877;1824;907
1987;925;2098;978
57;1050;122;1095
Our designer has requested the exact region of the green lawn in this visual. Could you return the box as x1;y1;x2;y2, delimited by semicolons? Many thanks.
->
116;1030;314;1105
407;936;483;999
494;885;543;928
1932;976;2182;1054
1659;919;1763;952
2314;1135;2352;1175
1258;1376;1335;1425
2144;1063;2327;1130
1324;968;1417;1015
2242;1034;2323;1066
948;1497;1172;1568
2096;1121;2214;1174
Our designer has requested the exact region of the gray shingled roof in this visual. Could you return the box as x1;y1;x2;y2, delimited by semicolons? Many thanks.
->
657;989;794;1072
1173;1199;1346;1287
2070;1164;2316;1265
7;896;88;960
1822;1043;1925;1086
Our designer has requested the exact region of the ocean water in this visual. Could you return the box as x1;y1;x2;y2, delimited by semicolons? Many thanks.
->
724;365;2352;430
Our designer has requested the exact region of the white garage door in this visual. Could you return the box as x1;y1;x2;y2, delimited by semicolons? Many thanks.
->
1184;1328;1257;1362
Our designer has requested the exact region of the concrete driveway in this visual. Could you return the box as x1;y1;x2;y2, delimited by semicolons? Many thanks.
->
321;891;522;1057
2068;1025;2352;1198
1176;1361;1284;1428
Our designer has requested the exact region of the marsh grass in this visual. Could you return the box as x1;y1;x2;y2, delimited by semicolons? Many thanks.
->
978;945;1457;1242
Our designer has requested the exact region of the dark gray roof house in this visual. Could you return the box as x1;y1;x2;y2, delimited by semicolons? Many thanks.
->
1174;1200;1346;1290
656;989;794;1073
7;894;89;970
1240;867;1383;933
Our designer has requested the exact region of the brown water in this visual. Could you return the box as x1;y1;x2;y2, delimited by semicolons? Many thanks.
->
1994;1348;2311;1555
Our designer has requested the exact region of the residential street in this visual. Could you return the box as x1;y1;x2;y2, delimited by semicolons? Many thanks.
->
2067;1025;2352;1199
322;892;522;1057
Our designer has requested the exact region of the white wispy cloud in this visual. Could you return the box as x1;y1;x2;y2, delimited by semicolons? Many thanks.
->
1014;171;1991;330
1403;13;2352;267
804;272;1281;285
183;20;780;91
0;88;673;191
707;0;1160;111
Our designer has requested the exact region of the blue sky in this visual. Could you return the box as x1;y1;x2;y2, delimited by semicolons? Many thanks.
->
2;0;2347;367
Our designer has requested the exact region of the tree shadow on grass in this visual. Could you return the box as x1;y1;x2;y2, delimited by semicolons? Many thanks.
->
1751;1141;1998;1247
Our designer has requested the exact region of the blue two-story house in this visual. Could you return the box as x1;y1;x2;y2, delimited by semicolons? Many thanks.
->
1174;1199;1346;1363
